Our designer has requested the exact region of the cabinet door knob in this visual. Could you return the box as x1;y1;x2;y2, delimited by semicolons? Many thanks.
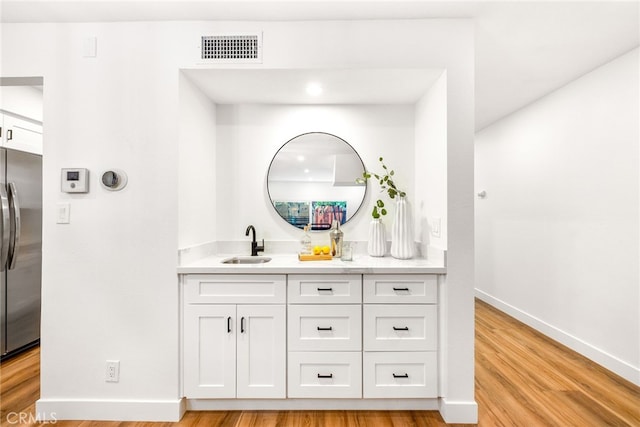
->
6;129;12;141
317;326;333;331
317;373;333;379
317;287;333;292
393;373;409;378
227;316;232;333
241;317;246;333
393;326;409;331
393;287;410;291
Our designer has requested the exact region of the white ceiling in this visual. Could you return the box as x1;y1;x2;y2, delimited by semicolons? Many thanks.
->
182;68;445;105
1;1;638;131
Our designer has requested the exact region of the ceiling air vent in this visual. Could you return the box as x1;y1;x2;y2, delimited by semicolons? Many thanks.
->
200;33;262;63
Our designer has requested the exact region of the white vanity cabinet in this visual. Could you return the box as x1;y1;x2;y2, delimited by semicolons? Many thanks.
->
183;275;286;399
362;274;438;398
180;269;442;407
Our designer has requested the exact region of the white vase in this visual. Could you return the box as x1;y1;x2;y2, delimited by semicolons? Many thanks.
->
391;195;414;259
368;218;386;257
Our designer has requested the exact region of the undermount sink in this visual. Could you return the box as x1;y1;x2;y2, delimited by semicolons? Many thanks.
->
221;256;272;264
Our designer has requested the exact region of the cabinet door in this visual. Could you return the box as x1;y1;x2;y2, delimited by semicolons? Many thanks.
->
236;305;286;398
183;305;236;398
2;115;43;155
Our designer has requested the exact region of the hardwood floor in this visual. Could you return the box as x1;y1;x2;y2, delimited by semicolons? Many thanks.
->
475;300;639;426
2;299;639;426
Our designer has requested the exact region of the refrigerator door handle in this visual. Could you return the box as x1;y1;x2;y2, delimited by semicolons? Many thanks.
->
0;185;9;271
7;182;21;270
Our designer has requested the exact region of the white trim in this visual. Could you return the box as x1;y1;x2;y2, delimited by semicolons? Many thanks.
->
475;289;640;387
187;398;439;411
35;398;186;422
438;398;478;424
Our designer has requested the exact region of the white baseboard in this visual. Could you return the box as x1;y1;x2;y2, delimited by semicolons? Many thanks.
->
187;398;439;411
438;398;478;424
35;398;186;422
475;289;640;387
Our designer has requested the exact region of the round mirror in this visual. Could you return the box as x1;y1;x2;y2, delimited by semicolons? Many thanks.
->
267;132;367;230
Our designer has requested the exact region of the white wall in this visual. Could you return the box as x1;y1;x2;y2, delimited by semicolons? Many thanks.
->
0;85;44;121
179;73;217;249
2;22;186;421
2;19;475;422
214;103;414;243
415;72;448;254
475;48;639;385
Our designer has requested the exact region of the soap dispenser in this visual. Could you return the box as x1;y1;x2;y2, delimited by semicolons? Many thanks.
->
329;220;343;257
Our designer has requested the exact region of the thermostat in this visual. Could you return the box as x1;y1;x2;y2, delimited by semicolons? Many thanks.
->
61;168;89;193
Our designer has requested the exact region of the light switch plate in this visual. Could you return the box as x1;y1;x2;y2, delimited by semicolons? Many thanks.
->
56;203;70;224
83;37;97;57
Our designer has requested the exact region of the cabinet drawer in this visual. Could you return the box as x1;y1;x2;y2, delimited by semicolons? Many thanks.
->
363;274;437;304
288;274;362;304
184;275;286;304
288;305;361;351
288;352;362;398
363;305;437;351
363;352;437;398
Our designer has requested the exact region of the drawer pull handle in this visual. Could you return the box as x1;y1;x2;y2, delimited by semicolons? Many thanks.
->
393;326;409;331
227;316;232;333
393;373;409;379
317;287;333;292
317;373;333;379
240;317;246;333
317;326;333;331
393;287;410;291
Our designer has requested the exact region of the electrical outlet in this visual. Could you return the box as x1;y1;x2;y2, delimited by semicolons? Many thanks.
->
105;360;120;383
431;217;441;238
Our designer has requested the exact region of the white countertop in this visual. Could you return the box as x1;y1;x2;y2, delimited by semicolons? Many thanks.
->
178;253;446;275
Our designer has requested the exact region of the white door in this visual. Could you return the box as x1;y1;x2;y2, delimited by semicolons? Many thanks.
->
183;305;236;398
236;304;286;398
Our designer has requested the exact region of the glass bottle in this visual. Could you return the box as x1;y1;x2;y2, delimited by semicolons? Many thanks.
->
329;220;343;257
300;224;312;255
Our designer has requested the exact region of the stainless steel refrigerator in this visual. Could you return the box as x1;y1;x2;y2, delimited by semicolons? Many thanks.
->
0;147;42;360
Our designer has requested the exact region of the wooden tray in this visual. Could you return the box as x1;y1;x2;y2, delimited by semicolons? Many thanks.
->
298;253;333;261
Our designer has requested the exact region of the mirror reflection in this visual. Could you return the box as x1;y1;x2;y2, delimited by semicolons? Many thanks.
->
267;132;367;230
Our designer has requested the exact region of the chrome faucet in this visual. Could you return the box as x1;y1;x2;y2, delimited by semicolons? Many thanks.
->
245;225;265;256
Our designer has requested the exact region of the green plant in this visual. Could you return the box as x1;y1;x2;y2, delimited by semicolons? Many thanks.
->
362;157;407;219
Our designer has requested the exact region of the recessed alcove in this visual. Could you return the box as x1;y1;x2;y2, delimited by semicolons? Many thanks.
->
178;67;447;256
